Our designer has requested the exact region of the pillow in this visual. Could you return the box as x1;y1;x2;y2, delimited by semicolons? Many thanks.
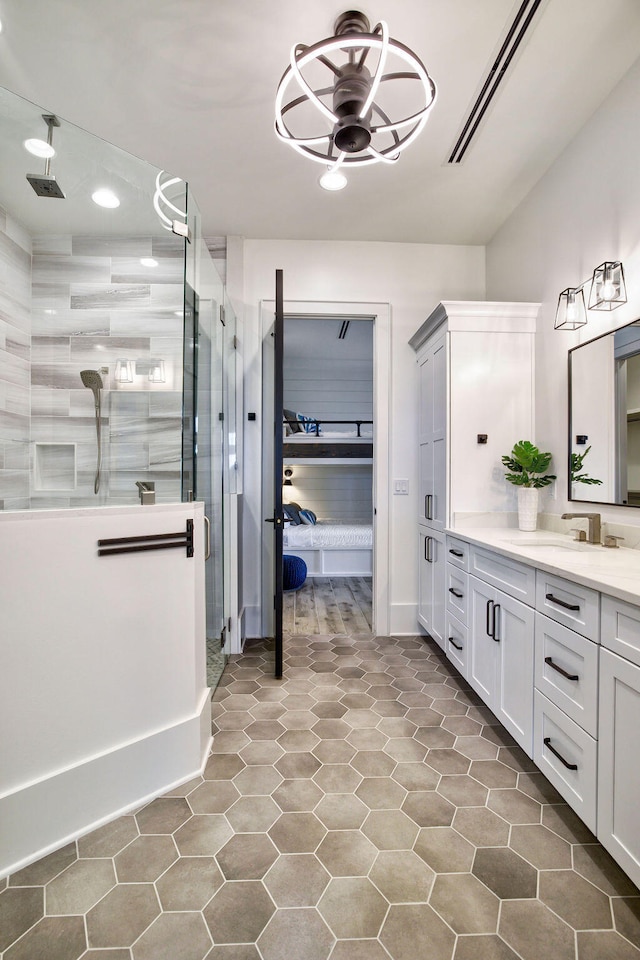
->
283;408;302;434
299;509;317;525
297;413;321;435
283;502;302;525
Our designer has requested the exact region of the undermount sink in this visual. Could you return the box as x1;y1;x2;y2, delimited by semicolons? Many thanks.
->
505;538;596;552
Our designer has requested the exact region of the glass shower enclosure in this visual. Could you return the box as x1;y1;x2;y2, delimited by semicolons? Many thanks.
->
0;84;230;689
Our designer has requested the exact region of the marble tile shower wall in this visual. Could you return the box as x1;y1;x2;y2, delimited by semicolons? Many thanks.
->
0;206;31;511
29;234;187;508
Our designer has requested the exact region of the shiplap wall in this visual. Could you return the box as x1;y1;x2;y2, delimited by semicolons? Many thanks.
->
284;357;373;425
284;464;373;522
283;321;374;521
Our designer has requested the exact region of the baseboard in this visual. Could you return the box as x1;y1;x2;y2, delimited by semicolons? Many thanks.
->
0;689;212;880
389;602;419;636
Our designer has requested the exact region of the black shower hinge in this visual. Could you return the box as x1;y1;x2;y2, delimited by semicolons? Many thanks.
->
219;304;226;325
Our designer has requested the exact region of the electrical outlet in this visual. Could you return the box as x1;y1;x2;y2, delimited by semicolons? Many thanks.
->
393;479;409;495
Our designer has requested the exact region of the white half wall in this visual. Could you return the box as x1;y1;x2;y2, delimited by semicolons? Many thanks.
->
486;55;640;525
0;502;210;878
239;239;485;636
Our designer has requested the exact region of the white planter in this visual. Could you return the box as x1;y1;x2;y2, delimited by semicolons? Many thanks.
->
518;487;539;531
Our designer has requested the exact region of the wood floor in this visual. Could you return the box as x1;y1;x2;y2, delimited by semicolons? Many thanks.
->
283;576;372;634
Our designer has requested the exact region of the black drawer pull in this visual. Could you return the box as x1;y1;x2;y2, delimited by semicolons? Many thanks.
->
486;599;494;638
545;656;579;682
449;637;463;651
448;587;463;598
545;593;580;612
449;548;464;557
492;603;501;642
543;737;578;770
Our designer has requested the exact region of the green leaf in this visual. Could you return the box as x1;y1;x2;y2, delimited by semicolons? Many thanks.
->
503;440;555;487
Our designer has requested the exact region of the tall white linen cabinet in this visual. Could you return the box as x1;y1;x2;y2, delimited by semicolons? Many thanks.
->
409;300;539;647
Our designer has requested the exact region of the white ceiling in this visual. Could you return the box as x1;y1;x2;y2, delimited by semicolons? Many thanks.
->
0;0;639;244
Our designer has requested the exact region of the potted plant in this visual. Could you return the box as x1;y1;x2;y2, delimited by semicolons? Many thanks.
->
570;446;602;486
502;440;556;531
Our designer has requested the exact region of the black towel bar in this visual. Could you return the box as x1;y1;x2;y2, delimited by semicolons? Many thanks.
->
98;519;194;558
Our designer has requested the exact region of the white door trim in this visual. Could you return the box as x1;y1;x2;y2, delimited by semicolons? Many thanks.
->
260;298;391;637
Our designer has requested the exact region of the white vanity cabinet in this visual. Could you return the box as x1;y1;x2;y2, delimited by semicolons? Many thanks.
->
532;572;600;832
444;536;470;676
598;595;640;887
468;549;535;754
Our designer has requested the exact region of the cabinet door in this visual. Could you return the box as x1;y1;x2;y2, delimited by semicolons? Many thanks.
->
494;591;534;755
430;335;447;531
418;527;445;650
418;332;446;530
418;527;431;632
430;530;446;649
598;648;640;888
469;575;497;705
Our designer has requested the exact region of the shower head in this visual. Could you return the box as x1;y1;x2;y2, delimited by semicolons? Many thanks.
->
26;115;65;198
26;173;66;198
80;369;104;401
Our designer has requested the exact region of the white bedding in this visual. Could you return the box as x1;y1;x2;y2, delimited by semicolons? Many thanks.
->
283;521;373;549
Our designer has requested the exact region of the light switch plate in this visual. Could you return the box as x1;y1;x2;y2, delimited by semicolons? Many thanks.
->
393;478;409;495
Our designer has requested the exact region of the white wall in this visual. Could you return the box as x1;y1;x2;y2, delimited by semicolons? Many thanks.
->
486;55;640;524
240;239;485;635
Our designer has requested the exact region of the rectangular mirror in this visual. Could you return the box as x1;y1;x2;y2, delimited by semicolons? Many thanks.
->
569;318;640;506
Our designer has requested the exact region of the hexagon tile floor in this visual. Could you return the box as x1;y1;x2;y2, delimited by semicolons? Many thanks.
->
3;635;640;960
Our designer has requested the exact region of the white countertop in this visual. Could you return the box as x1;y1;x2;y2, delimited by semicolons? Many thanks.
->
449;526;640;607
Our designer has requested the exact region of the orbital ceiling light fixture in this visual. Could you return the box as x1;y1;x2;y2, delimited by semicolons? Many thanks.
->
275;10;436;185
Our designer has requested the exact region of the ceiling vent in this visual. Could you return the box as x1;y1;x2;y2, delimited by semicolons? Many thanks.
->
448;0;544;164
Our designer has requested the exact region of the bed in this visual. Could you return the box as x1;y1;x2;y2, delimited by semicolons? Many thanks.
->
283;520;373;577
283;416;373;462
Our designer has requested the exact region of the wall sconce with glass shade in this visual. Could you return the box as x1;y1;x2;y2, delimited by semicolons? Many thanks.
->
148;360;166;383
554;261;627;330
588;261;627;311
114;358;134;383
554;288;587;331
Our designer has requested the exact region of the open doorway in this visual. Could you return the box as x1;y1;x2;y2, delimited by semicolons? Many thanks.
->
261;297;391;645
282;316;374;635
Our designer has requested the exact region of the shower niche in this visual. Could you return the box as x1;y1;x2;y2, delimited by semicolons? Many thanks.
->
34;443;77;492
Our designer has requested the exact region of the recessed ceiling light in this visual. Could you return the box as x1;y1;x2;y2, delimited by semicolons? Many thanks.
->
24;138;55;159
91;188;120;208
319;169;347;191
140;257;158;268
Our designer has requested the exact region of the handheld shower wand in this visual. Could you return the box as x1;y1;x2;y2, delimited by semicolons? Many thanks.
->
80;369;104;494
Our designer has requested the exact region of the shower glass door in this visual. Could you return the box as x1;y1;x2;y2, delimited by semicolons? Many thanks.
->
184;199;227;691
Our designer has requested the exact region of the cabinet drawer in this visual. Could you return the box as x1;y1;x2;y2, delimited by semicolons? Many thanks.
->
445;613;468;679
533;690;597;833
601;594;640;668
534;613;599;737
470;546;536;605
535;571;599;640
446;536;469;571
446;567;468;624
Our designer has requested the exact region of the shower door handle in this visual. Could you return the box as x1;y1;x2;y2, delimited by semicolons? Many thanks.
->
204;515;211;560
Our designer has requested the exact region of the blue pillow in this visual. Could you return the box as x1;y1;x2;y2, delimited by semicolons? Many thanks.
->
297;413;321;435
283;503;302;525
299;509;317;525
